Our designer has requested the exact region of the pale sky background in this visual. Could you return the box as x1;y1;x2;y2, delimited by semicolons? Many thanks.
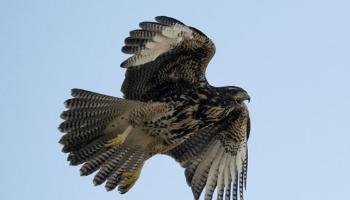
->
1;0;349;200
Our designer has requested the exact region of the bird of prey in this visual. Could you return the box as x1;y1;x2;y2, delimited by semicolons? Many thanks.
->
59;16;251;200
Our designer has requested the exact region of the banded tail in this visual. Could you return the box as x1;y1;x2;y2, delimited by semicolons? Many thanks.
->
58;89;164;193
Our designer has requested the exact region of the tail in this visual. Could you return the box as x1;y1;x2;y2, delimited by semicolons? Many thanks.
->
58;89;151;193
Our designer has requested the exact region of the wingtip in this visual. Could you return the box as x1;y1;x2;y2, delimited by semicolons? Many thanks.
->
193;191;201;200
63;99;70;109
58;136;65;145
120;60;128;68
154;15;166;20
93;179;101;186
57;123;65;132
118;186;128;194
154;15;168;22
105;185;114;192
155;16;185;26
138;21;149;29
80;168;88;176
70;88;80;96
191;186;203;200
60;111;67;120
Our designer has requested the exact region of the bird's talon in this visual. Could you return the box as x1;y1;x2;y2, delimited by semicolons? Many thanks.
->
120;167;142;192
105;126;133;148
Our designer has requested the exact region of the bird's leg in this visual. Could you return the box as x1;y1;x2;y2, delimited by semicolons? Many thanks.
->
119;164;143;193
105;126;133;148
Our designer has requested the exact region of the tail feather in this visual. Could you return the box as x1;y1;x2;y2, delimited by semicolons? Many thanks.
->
92;145;146;193
60;107;119;120
64;98;119;109
67;137;107;165
59;89;159;193
80;147;119;176
117;154;146;194
58;117;112;133
59;89;139;152
59;125;106;149
105;148;137;186
70;88;117;100
105;149;145;192
93;146;130;186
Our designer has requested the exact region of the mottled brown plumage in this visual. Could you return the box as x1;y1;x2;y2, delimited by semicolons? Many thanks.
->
59;16;251;200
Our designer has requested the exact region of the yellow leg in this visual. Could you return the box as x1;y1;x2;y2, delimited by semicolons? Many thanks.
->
119;165;143;193
105;126;133;148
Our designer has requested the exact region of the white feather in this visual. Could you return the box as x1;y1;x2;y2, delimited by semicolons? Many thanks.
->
230;155;237;181
236;144;247;176
127;23;193;67
204;147;224;199
216;154;228;200
224;156;232;187
144;41;158;49
223;156;232;200
162;23;193;39
191;141;221;188
217;154;227;186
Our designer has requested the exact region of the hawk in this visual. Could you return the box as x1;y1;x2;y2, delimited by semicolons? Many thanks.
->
59;16;251;200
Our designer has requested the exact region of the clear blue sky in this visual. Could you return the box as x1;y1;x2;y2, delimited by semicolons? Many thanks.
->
1;0;349;199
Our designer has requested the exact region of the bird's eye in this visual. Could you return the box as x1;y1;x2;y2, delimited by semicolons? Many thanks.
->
234;98;242;104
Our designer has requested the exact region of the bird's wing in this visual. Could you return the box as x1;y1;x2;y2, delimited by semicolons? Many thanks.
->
166;105;250;200
121;16;216;100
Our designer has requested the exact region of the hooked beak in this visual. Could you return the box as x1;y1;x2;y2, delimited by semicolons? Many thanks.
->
245;94;251;103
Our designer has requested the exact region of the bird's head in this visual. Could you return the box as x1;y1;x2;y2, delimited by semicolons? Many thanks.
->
222;86;250;104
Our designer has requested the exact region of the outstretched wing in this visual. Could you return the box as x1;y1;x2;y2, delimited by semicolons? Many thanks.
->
121;16;216;100
167;105;250;200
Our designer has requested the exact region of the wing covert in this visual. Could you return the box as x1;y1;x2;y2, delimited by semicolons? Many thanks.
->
121;16;216;100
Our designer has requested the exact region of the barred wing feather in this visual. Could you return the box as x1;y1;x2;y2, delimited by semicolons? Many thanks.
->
121;16;216;100
167;108;250;200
